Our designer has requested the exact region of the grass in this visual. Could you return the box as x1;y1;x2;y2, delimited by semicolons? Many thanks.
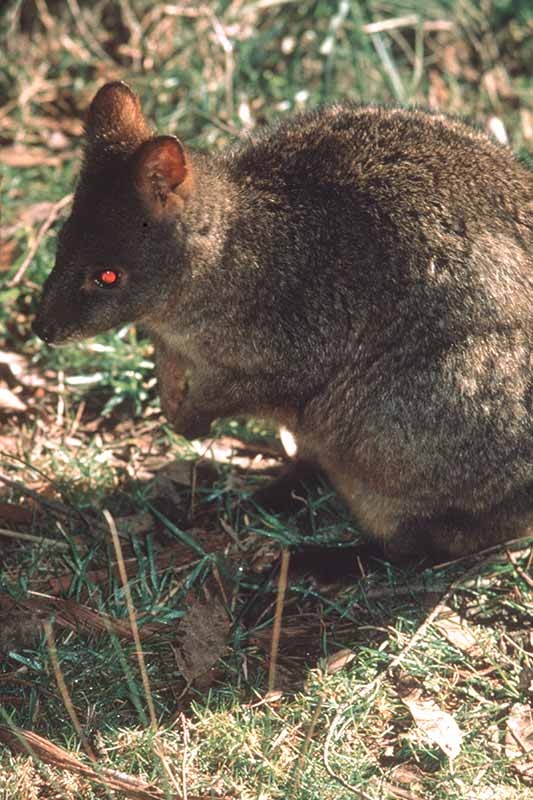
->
1;0;533;798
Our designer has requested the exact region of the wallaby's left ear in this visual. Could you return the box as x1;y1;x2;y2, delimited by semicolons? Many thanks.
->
133;135;191;219
86;81;151;158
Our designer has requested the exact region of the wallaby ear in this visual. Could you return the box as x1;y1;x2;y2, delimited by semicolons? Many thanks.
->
86;81;151;157
133;135;190;218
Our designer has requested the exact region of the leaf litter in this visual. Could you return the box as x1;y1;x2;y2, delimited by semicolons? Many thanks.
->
174;593;231;685
401;688;463;763
505;703;533;784
433;605;483;657
1;345;532;796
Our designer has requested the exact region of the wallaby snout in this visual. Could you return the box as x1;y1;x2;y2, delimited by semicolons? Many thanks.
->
31;314;55;345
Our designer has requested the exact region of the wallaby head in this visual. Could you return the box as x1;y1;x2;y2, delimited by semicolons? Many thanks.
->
33;82;193;345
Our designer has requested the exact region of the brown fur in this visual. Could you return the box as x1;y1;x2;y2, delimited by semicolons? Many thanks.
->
33;82;533;558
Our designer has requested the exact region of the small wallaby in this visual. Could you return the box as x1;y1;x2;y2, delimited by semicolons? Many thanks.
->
33;82;533;559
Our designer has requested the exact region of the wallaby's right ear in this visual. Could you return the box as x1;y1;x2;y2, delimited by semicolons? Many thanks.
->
133;135;191;219
85;81;151;158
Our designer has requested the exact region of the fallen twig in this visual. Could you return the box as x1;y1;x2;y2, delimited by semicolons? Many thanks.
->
505;546;533;588
0;527;70;550
268;548;290;693
0;725;167;800
362;16;454;34
0;593;168;641
44;621;97;761
103;509;158;728
0;471;75;516
7;193;73;287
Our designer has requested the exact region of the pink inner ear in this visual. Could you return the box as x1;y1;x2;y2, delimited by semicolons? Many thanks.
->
144;137;187;191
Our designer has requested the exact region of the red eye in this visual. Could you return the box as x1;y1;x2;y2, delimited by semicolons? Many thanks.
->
94;270;121;287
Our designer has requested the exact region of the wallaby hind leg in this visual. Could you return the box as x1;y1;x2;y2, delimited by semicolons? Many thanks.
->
391;506;533;562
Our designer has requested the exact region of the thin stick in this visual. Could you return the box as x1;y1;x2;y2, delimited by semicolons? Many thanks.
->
0;470;93;529
103;510;158;730
267;548;290;693
57;369;65;429
0;527;70;550
68;399;86;438
433;533;533;570
34;0;55;32
506;547;533;589
118;0;143;71
291;695;324;792
100;519;178;798
323;708;374;800
0;714;69;800
152;738;181;797
362;16;454;34
0;723;167;798
8;194;73;287
363;14;419;33
44;621;97;762
371;32;405;102
181;712;190;800
65;0;111;61
211;14;234;119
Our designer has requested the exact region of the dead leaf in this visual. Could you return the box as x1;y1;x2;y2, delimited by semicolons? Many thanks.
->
115;511;154;538
521;109;533;142
441;44;461;77
0;350;30;390
0;502;35;526
0;239;21;272
321;648;356;674
19;201;59;226
0;145;62;167
0;350;45;389
130;453;194;483
0;386;27;412
390;764;425;787
155;458;194;488
0;350;28;377
487;116;508;145
505;702;533;783
0;435;19;459
483;66;514;104
0;607;43;652
45;130;71;150
402;689;463;762
518;667;533;694
25;114;84;137
433;607;483;657
174;594;230;683
191;435;282;470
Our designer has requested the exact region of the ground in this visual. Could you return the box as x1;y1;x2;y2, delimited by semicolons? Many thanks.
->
0;2;532;798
